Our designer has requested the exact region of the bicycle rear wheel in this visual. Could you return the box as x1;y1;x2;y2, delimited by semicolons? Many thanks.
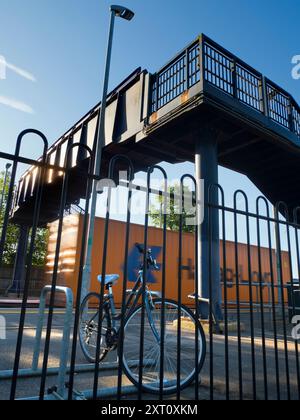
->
122;298;206;395
79;292;111;363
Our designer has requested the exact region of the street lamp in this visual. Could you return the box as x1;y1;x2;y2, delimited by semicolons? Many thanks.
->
0;163;12;214
111;5;134;20
81;5;134;301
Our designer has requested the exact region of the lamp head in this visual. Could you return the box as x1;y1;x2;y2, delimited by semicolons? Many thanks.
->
111;5;135;21
5;163;12;170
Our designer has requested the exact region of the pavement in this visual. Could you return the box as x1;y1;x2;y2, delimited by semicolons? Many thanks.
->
0;307;299;400
0;298;39;308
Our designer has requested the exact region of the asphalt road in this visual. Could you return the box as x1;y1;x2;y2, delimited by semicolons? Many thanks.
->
0;308;299;400
0;308;127;400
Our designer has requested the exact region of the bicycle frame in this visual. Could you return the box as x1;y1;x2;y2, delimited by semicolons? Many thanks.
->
106;270;161;343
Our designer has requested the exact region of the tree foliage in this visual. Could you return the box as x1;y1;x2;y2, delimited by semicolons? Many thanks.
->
149;184;196;233
0;170;49;266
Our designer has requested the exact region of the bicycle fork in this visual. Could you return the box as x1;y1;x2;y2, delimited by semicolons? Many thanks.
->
145;293;161;345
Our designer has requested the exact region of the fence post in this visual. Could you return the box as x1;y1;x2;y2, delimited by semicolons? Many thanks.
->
199;35;205;92
260;76;269;116
274;207;283;308
185;47;190;91
155;73;159;112
231;59;237;98
288;99;295;134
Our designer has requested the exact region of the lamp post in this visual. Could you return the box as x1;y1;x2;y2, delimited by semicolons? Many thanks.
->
81;5;134;301
0;163;12;215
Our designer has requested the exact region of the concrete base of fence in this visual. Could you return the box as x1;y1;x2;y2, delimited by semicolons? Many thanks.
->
79;385;138;400
18;385;138;401
0;360;146;381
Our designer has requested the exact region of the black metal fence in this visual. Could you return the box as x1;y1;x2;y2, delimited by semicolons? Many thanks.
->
1;134;300;400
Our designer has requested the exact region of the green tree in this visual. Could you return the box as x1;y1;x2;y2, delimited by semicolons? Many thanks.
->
30;227;49;266
149;184;196;233
0;170;49;266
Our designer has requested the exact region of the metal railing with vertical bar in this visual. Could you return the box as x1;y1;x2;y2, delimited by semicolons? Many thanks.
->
2;134;300;400
150;35;300;139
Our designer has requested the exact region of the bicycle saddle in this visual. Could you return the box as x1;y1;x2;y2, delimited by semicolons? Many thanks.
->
97;274;119;286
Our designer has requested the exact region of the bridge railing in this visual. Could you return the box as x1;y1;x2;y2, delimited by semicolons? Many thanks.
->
151;40;200;113
292;100;300;137
151;34;300;138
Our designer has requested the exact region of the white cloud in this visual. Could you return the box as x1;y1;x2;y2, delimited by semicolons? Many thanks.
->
0;56;6;80
0;95;34;114
5;61;36;82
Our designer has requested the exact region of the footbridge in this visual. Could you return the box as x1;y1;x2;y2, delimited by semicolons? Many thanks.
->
11;34;300;225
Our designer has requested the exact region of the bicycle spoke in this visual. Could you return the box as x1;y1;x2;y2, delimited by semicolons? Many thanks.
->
122;299;205;394
79;294;110;363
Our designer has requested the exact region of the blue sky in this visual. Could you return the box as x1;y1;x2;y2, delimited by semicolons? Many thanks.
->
0;0;299;209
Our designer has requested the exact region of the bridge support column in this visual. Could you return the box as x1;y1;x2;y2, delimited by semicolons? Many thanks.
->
9;225;29;296
195;127;222;320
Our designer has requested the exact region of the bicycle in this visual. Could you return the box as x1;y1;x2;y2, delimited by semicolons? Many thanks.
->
79;243;206;395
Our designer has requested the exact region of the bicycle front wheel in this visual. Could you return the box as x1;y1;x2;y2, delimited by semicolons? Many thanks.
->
122;298;206;395
79;292;111;363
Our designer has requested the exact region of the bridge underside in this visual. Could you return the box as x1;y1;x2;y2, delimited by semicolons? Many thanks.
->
11;98;300;226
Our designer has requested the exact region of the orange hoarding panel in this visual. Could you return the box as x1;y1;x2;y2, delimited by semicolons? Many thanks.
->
46;215;291;307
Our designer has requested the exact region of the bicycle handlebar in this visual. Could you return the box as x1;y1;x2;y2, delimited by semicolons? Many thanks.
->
135;243;145;254
135;243;160;271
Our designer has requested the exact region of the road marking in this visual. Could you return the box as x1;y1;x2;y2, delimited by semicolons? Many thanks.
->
0;310;68;315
